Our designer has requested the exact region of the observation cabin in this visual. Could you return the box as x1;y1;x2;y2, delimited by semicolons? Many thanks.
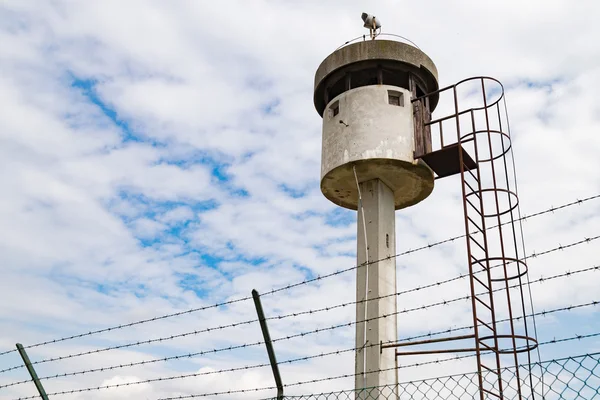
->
314;35;440;210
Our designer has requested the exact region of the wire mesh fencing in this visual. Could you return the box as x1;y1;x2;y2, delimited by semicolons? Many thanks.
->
269;352;600;400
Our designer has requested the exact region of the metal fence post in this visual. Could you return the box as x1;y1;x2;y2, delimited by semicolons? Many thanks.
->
252;289;284;400
15;343;49;400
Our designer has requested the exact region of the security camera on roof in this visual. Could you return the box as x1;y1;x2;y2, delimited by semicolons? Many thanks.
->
361;13;381;29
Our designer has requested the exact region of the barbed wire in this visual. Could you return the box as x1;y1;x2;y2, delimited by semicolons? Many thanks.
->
1;234;596;378
392;297;600;347
32;297;600;389
272;235;600;326
3;340;377;393
392;330;600;372
9;319;600;400
2;261;597;391
13;382;276;400
0;295;254;359
398;351;600;388
2;193;596;359
259;350;600;400
153;330;600;400
0;318;260;374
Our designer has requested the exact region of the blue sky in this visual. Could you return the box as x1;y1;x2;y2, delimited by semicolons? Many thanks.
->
0;1;599;399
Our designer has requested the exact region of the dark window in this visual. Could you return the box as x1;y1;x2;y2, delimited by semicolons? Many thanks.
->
388;90;404;106
352;68;380;89
328;77;346;102
330;101;339;118
382;69;409;89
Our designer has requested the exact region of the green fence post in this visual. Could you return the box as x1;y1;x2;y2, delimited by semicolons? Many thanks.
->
252;289;284;400
15;343;49;400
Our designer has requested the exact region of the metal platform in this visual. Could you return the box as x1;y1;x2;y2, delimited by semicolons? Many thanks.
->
417;143;477;179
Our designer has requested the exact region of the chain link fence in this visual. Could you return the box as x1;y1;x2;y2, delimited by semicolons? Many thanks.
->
269;353;600;400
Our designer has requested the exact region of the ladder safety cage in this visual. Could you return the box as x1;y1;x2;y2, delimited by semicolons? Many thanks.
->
384;77;540;400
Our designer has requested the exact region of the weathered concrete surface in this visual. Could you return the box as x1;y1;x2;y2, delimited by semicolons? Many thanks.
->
314;39;440;395
320;85;434;210
355;179;398;394
314;40;439;115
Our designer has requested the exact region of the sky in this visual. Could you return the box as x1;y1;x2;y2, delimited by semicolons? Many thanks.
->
0;1;599;399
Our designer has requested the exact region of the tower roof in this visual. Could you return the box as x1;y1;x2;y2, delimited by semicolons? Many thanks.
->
314;40;439;116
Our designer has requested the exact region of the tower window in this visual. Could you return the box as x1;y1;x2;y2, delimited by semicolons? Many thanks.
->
330;101;340;118
388;90;404;107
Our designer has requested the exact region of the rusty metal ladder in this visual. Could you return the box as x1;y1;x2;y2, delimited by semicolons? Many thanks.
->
458;113;504;400
406;77;540;400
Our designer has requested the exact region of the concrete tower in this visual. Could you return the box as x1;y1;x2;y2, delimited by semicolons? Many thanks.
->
313;35;439;392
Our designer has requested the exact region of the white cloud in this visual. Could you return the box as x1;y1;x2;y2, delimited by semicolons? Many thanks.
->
158;206;195;225
0;1;599;399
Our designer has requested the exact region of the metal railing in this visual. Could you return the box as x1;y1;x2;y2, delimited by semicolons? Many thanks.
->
265;352;600;400
335;33;422;51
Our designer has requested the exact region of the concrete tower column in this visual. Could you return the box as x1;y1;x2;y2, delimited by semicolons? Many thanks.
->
355;178;398;392
313;38;439;395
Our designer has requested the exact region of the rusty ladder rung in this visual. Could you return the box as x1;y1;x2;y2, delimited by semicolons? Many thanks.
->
470;256;488;271
480;363;500;374
468;234;487;254
461;161;474;173
464;163;479;182
476;317;496;333
465;197;484;217
478;340;498;354
481;388;502;398
481;388;502;399
475;296;493;311
466;216;485;235
463;178;479;197
472;275;491;291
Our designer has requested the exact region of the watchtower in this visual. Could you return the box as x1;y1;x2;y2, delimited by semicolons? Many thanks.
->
313;16;538;400
314;32;439;392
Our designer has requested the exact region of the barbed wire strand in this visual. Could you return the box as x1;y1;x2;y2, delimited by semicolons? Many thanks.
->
152;331;600;400
9;324;600;400
1;235;596;377
2;261;597;390
392;298;599;347
503;96;547;397
5;295;599;391
268;350;600;400
2;193;596;359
